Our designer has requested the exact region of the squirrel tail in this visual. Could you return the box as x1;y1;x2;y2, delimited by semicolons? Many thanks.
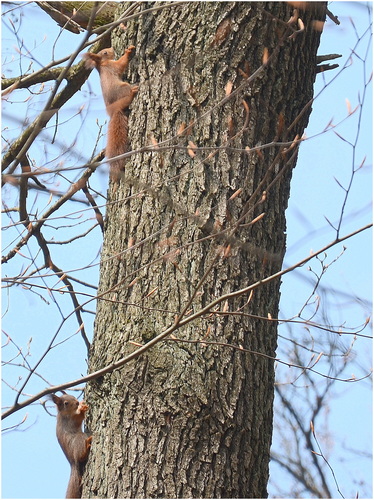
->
66;463;83;499
106;110;129;183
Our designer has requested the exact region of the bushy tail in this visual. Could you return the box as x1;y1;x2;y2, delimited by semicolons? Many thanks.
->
66;463;83;499
106;110;129;183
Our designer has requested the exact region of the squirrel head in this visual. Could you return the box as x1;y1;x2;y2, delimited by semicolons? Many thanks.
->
51;393;80;415
98;47;115;60
82;47;115;69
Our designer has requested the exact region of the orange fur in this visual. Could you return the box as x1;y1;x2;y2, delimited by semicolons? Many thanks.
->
83;46;138;182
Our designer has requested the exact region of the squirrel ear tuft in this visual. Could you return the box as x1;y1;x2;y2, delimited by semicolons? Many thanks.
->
51;393;60;405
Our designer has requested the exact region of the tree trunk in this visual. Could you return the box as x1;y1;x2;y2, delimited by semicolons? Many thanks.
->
83;2;325;498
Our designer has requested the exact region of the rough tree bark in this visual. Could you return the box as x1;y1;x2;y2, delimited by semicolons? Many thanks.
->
83;2;326;498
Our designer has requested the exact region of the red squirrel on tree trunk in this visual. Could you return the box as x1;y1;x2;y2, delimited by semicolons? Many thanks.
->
83;46;139;182
52;393;92;499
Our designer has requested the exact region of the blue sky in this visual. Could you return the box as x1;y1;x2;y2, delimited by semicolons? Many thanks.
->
2;2;372;498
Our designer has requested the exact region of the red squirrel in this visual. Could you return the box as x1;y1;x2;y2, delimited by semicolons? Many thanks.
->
52;393;92;499
83;46;139;182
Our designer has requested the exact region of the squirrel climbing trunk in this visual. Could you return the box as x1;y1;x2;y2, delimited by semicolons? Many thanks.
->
52;394;92;499
82;46;138;183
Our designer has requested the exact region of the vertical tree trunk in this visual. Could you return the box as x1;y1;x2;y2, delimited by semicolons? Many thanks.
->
84;2;325;498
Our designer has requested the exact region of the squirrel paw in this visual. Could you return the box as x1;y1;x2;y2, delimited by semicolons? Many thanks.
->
79;435;93;461
77;401;89;414
86;436;93;450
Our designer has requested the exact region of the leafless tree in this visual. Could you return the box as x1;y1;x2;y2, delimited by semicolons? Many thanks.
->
2;2;371;498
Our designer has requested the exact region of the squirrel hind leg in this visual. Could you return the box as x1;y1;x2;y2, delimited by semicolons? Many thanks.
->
84;436;92;458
